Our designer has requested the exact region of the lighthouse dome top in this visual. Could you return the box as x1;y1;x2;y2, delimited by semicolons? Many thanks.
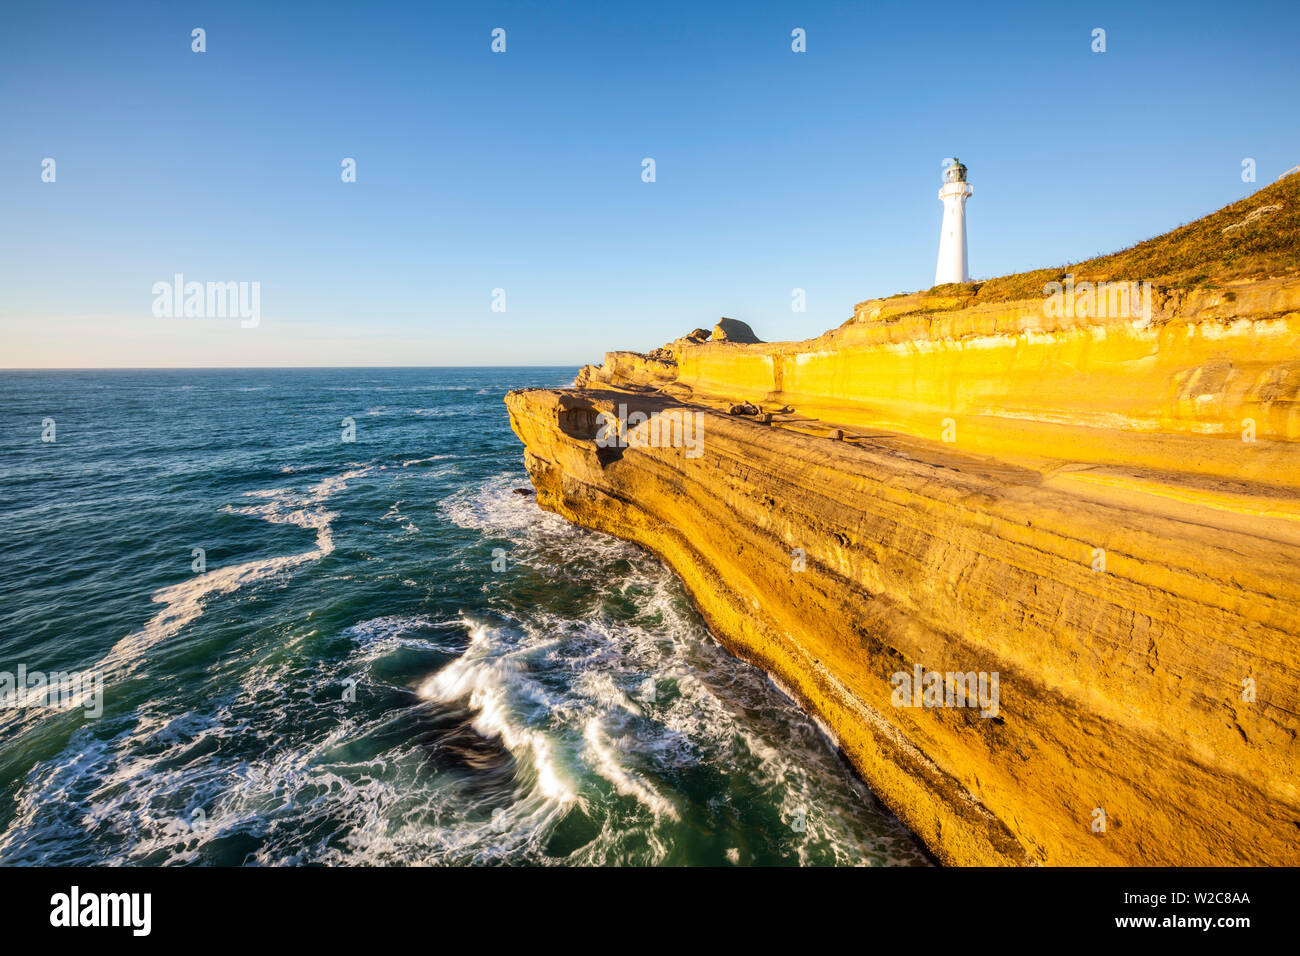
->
942;158;968;184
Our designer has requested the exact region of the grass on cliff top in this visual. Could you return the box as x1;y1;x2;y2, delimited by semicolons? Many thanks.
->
874;170;1300;316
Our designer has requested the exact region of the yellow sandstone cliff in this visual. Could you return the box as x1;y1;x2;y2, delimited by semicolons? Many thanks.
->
506;173;1300;866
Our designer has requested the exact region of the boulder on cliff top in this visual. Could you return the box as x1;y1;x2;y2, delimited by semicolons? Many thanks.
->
713;317;763;344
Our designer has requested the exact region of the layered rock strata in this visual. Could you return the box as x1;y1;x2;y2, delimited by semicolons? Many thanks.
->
505;178;1300;865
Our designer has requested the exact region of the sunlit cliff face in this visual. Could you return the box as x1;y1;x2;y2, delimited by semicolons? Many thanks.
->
505;177;1300;866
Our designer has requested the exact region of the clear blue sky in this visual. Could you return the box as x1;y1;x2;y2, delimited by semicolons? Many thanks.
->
3;0;1297;367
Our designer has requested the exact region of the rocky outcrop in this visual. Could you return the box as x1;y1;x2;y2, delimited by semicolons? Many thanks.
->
574;350;676;390
713;317;763;343
505;176;1300;866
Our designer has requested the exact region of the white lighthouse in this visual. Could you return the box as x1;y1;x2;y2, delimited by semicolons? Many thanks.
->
934;158;973;285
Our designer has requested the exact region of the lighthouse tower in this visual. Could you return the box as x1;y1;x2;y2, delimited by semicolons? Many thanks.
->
934;158;973;285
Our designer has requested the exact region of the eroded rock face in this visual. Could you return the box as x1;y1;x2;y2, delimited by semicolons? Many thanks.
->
505;186;1300;866
506;380;1300;866
575;350;677;389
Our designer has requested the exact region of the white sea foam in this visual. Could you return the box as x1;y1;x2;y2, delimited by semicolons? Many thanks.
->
439;473;574;536
418;620;577;808
344;615;461;659
381;500;419;535
437;474;927;864
423;479;909;861
0;469;928;867
400;454;456;468
582;718;679;820
0;467;376;731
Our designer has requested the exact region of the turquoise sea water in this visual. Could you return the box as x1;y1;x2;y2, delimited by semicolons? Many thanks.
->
0;368;927;865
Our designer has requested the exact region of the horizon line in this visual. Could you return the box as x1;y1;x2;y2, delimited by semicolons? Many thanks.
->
0;364;585;371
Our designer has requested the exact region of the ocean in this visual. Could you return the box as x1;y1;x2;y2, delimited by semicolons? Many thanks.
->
0;368;927;866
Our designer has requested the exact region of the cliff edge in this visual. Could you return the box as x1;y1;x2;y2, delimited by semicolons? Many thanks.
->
506;173;1300;865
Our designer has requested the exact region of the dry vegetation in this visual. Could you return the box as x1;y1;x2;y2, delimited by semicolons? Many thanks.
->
900;170;1300;312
